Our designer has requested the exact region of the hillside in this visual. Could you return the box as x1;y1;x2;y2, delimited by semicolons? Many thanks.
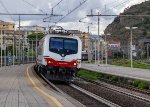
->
104;1;150;46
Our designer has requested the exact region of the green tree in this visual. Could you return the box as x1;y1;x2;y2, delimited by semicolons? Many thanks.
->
27;32;45;40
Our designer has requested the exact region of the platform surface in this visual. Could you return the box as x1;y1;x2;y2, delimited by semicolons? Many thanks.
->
0;64;84;107
82;63;150;82
0;65;51;107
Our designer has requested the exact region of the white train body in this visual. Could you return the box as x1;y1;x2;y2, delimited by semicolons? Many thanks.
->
35;34;82;81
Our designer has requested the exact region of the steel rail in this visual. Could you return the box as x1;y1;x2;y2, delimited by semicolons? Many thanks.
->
70;83;121;107
81;78;150;103
40;73;65;95
39;73;88;107
39;71;120;107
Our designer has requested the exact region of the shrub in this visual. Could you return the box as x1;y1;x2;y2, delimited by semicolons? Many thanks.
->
98;73;104;79
110;76;118;81
132;80;149;89
138;82;149;89
132;80;141;87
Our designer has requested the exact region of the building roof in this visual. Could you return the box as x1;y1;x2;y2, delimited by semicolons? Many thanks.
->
0;20;15;25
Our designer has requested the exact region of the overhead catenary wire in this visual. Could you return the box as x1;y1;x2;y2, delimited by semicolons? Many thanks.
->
91;0;123;11
87;14;150;17
52;0;64;9
22;0;46;14
0;0;14;21
99;0;130;14
0;13;49;16
43;0;64;23
78;0;130;25
55;0;88;24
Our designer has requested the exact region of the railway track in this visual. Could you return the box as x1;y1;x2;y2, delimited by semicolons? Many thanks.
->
100;78;150;95
40;73;117;107
33;67;150;107
79;77;150;101
69;83;120;107
74;78;150;107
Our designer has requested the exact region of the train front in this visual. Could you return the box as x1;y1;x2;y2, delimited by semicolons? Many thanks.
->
44;35;82;82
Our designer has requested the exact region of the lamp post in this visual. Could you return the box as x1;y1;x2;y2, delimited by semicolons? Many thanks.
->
25;38;29;63
97;12;100;64
36;35;38;59
90;37;97;64
13;35;15;66
1;30;3;67
146;43;149;59
3;36;6;68
32;40;34;62
104;33;110;65
125;27;137;68
0;28;6;67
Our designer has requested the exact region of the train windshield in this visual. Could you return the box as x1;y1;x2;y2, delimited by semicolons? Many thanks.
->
49;37;78;56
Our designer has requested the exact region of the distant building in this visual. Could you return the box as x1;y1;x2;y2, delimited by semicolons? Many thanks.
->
19;25;47;35
77;33;90;51
0;20;16;46
107;41;121;57
2;30;25;46
108;41;120;51
0;20;15;31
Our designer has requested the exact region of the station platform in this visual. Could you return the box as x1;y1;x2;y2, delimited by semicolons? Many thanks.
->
82;63;150;82
0;64;83;107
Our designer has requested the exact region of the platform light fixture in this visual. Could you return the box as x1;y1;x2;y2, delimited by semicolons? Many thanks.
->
125;26;138;68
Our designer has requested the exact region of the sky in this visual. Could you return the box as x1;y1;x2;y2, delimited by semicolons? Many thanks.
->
0;0;147;34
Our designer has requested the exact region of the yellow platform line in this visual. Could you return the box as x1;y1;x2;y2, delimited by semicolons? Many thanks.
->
26;66;64;107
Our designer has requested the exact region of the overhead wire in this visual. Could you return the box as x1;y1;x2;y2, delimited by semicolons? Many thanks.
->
0;0;14;21
43;0;64;23
79;0;130;25
100;0;130;21
22;0;47;14
52;0;64;9
55;0;88;24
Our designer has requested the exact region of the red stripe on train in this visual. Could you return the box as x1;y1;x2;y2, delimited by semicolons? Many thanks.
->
44;58;77;68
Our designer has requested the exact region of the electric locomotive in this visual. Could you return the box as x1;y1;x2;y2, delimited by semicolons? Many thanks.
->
35;34;82;82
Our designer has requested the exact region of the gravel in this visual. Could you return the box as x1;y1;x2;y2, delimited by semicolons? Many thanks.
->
74;80;150;107
55;83;109;107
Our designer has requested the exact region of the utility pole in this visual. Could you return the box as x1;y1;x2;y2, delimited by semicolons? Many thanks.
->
88;26;89;33
36;35;38;59
87;26;90;62
23;37;24;64
19;15;21;65
32;40;34;62
130;27;133;68
104;33;110;65
97;12;100;64
125;27;138;68
147;43;149;58
87;12;101;65
13;35;15;65
4;40;6;68
1;30;3;67
105;34;107;65
27;39;29;63
95;40;97;64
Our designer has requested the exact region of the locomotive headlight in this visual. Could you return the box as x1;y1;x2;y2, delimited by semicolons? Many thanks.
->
48;61;51;64
74;63;77;66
